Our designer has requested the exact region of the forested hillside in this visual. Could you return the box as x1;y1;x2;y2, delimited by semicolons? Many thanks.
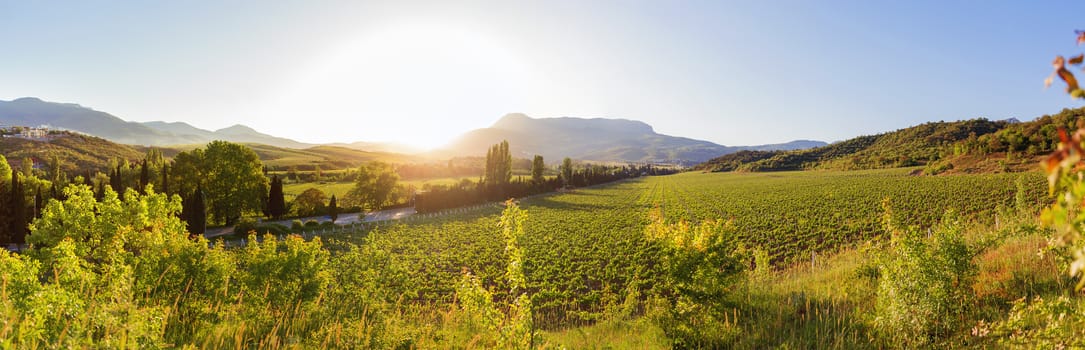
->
0;130;144;174
695;109;1085;173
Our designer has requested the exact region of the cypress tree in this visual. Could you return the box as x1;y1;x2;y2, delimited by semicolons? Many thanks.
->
139;159;149;193
182;186;207;236
161;163;170;195
267;175;286;219
110;165;122;193
328;194;338;223
8;172;26;244
34;186;43;219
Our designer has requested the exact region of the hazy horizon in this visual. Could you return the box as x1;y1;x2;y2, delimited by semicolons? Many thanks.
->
3;1;1084;149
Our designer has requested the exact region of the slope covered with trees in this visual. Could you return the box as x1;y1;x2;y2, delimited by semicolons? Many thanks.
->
693;116;1051;173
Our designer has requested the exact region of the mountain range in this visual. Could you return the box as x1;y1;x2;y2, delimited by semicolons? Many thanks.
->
0;97;825;164
439;113;825;165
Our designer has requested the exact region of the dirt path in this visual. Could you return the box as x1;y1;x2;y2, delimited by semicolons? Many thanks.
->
203;207;416;238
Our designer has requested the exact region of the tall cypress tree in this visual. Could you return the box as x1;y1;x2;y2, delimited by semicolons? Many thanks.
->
110;165;122;193
139;159;149;193
267;175;285;219
33;186;43;219
182;186;206;236
500;140;512;185
328;194;338;223
95;181;105;201
8;172;26;244
161;163;170;195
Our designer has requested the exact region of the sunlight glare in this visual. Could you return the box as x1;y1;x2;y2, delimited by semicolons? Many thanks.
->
268;19;535;151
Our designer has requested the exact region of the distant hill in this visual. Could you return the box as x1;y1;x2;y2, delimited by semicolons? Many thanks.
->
0;97;314;149
692;117;1041;173
325;141;423;155
236;144;419;170
0;130;146;174
0;128;417;177
437;113;825;165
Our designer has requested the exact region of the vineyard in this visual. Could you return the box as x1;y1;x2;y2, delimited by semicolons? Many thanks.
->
334;168;1048;330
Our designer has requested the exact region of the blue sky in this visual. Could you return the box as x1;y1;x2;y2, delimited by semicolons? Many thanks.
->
2;1;1084;149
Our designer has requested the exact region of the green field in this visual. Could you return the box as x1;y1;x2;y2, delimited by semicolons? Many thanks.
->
5;168;1069;348
282;176;481;200
322;168;1050;346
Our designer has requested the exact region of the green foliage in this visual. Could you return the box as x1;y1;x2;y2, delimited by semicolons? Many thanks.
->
531;155;545;183
484;140;513;187
1;183;393;347
455;200;536;349
170;141;269;225
561;157;573;186
347;161;399;211
873;208;979;346
0;154;11;187
293;187;328;217
697;118;1008;172
987;296;1085;348
0;131;145;175
644;208;746;348
202;141;269;225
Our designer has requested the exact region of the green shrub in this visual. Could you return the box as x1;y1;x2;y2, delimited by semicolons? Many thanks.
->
643;207;747;348
233;217;258;236
304;219;320;227
874;208;978;347
291;219;304;231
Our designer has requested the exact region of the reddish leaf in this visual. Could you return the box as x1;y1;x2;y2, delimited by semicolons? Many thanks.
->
1070;54;1085;65
1077;30;1085;45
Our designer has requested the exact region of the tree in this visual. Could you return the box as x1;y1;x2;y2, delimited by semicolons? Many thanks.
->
531;155;545;184
267;175;286;219
561;157;573;187
139;160;150;193
19;157;33;177
169;149;204;196
161;163;170;195
293;188;327;217
0;154;11;192
484;140;513;187
7;172;27;244
48;152;65;186
172;141;268;225
287;166;299;182
110;163;125;193
328;195;339;223
33;186;43;219
347;161;399;211
181;186;206;236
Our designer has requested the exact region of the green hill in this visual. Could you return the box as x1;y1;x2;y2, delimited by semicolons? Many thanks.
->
0;130;145;174
237;144;418;171
1;128;421;177
694;117;1023;173
695;108;1085;174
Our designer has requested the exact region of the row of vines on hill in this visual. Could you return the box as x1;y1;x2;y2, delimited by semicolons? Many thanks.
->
349;168;1045;330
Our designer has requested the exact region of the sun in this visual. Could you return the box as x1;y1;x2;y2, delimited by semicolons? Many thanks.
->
266;19;536;151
